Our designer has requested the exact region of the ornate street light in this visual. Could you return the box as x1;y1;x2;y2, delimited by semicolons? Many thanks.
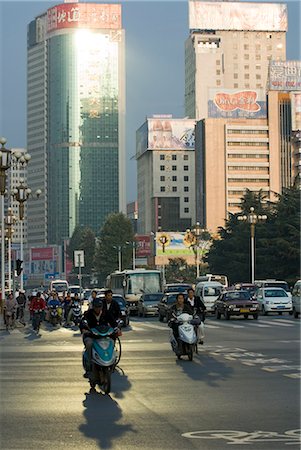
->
237;207;267;284
4;208;17;292
12;180;42;290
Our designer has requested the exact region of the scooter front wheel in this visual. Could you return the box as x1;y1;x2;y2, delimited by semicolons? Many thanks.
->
188;345;193;361
102;368;111;394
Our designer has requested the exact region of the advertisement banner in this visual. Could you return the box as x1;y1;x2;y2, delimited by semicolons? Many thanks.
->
156;232;194;257
135;235;151;258
47;3;121;32
148;119;195;150
208;89;267;118
269;61;301;91
31;247;54;261
291;92;301;131
189;1;287;32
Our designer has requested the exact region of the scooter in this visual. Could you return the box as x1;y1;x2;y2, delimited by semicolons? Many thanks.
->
49;304;62;326
70;301;82;326
32;309;44;335
82;324;118;394
169;313;199;361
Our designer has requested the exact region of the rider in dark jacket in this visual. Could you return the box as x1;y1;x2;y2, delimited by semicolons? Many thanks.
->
168;293;193;341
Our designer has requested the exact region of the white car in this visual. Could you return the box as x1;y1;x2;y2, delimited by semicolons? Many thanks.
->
255;287;292;315
292;280;301;318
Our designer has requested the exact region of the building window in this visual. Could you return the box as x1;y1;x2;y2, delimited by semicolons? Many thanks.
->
256;64;261;70
244;65;249;70
184;186;189;192
244;54;249;60
216;69;221;75
160;176;165;181
256;44;261;51
244;44;249;50
184;207;189;213
172;176;177;181
172;186;177;192
172;165;177;171
184;197;189;202
245;84;250;88
244;74;249;79
217;80;221;86
160;154;165;160
183;155;189;160
184;165;189;171
160;186;165;192
184;175;189;181
172;154;177;160
160;165;165;171
234;83;238;88
256;84;262;88
256;74;261;79
233;54;238;60
234;73;238;79
216;60;220;65
256;54;261;60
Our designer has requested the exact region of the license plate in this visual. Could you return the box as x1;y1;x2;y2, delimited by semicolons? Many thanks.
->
277;305;285;308
240;308;250;313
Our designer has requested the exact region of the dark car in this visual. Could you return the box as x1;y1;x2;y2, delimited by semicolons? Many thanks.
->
214;290;260;320
98;294;130;327
137;293;164;317
234;283;258;298
158;292;187;322
164;283;192;294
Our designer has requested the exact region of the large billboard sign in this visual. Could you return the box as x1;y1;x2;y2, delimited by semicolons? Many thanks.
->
148;119;195;150
208;89;267;118
291;92;301;131
156;232;194;257
135;235;151;258
269;61;301;91
47;3;121;32
189;2;287;32
30;246;59;275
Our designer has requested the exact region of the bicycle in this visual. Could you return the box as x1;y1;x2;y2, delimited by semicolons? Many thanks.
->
114;336;122;366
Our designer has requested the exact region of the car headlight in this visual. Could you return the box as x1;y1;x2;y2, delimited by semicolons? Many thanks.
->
228;304;234;309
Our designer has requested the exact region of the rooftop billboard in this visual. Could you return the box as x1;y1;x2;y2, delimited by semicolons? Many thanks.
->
208;89;267;119
189;1;287;32
268;61;301;91
148;119;195;150
47;3;121;32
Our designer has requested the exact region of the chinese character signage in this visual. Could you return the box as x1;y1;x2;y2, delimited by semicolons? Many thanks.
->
47;3;121;32
269;61;301;91
135;235;151;258
208;89;267;118
189;1;287;32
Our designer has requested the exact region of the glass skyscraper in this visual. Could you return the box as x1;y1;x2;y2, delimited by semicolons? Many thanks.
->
27;3;125;246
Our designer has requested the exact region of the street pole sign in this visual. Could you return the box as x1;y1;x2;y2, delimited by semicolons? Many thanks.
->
74;250;85;299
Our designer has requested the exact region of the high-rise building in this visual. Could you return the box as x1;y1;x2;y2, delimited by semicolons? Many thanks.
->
185;1;287;120
136;116;196;234
27;2;125;246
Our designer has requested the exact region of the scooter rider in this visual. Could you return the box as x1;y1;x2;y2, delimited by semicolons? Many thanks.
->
168;293;193;343
186;287;206;344
80;298;118;378
103;289;121;322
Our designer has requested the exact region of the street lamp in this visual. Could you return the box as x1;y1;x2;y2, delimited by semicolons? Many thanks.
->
237;207;267;284
4;208;17;293
12;179;42;290
185;223;211;279
0;137;12;299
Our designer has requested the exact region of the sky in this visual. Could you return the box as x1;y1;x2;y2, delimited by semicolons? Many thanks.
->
0;0;300;203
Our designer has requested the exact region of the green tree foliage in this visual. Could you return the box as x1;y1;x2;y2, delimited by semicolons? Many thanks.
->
206;187;300;285
67;226;96;275
94;213;135;284
165;257;199;284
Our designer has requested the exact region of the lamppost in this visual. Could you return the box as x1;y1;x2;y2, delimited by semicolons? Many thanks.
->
5;208;17;293
12;179;42;290
0;137;12;299
238;207;267;284
185;223;211;279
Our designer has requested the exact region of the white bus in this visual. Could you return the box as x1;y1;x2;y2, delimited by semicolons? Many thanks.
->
106;269;163;314
196;274;228;287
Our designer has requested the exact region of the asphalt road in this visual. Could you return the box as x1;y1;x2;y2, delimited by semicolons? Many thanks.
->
0;312;300;450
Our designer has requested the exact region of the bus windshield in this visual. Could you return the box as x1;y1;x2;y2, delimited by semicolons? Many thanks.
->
128;273;161;294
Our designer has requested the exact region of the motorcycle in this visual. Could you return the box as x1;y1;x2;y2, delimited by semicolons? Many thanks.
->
32;309;44;334
82;323;118;394
49;304;62;326
169;312;200;361
69;301;82;326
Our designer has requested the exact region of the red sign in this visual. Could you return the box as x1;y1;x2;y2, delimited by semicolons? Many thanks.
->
31;247;54;261
135;235;151;258
47;3;121;32
214;91;260;112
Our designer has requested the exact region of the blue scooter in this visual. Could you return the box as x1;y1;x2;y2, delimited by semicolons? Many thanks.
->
82;324;117;394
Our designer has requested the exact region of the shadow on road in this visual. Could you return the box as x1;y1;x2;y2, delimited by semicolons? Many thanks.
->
111;367;132;399
176;351;233;387
79;389;135;448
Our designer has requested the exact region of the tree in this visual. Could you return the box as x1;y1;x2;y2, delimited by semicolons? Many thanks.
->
94;213;135;284
165;257;199;284
67;226;96;275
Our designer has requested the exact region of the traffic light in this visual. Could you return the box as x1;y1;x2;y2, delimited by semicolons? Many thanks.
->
16;259;23;276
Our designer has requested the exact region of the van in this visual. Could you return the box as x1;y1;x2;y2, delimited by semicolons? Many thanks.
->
292;280;301;318
254;280;291;298
195;281;224;313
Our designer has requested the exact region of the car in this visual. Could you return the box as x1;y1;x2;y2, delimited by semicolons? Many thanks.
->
164;283;192;294
254;280;292;298
292;280;301;318
137;293;164;317
255;287;292;315
195;281;224;313
97;293;130;327
213;290;260;320
83;289;92;301
234;283;258;298
68;285;83;300
157;292;186;322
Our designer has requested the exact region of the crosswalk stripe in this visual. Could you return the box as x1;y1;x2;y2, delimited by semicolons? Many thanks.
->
259;320;293;327
247;323;271;328
273;319;298;324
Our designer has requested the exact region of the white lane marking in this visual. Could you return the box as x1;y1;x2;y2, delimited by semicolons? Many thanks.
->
258;320;293;327
262;365;301;372
204;324;220;329
245;323;271;328
284;373;301;379
273;319;297;324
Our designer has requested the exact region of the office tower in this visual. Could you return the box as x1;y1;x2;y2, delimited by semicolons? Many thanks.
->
136;116;196;234
27;2;125;246
185;1;287;120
